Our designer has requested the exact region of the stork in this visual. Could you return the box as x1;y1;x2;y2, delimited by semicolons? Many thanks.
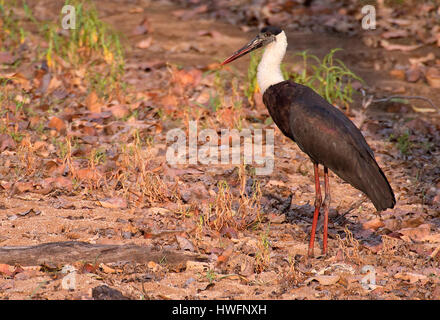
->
221;26;395;257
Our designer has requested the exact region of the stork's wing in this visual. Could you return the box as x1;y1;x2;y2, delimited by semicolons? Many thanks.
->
263;81;395;211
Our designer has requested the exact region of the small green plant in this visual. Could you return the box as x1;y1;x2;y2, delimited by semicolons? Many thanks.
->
394;131;412;156
396;132;411;155
245;48;363;109
9;130;24;143
43;0;125;98
389;130;412;156
0;1;27;49
23;2;37;24
92;148;106;165
203;69;225;112
206;269;217;284
255;225;271;273
421;140;434;153
55;138;69;159
289;49;363;108
208;92;221;112
245;51;262;103
159;256;168;268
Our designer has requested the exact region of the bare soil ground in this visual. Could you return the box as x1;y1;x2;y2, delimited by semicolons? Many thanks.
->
1;0;440;300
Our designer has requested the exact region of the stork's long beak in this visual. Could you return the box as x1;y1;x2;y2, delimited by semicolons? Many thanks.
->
221;36;264;66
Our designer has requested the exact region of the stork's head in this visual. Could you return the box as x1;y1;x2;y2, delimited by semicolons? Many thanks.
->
221;26;283;65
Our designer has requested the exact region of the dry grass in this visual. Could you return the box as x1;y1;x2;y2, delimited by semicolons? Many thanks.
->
117;137;177;206
255;225;271;273
205;165;262;232
336;226;362;264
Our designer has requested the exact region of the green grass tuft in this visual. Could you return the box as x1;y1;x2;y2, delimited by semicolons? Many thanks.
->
44;0;125;98
245;48;363;109
288;49;363;108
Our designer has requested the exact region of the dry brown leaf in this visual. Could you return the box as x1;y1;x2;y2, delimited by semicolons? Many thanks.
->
389;69;405;80
176;235;195;251
48;116;66;133
129;7;143;14
1;72;31;90
409;52;435;65
122;224;139;236
132;17;151;35
219;226;238;238
217;247;234;266
401;215;425;228
0;263;14;276
266;180;286;187
386;18;412;27
406;65;422;83
394;272;427;284
173;69;202;88
15;181;34;193
86;91;101;113
99;263;120;274
77;262;96;274
109;105;130;118
146;207;172;215
426;67;440;88
399;224;431;242
305;275;340;286
172;5;208;20
136;37;153;49
47;76;62;92
75;168;102;181
197;30;224;40
186;261;209;273
381;40;423;52
0;133;17;151
81;126;97;136
381;30;408;39
161;95;178;108
268;213;286;224
421;233;440;243
0;52;15;64
33;140;48;152
362;218;384;231
98;197;127;209
147;261;158;269
55;176;71;188
0;180;13;191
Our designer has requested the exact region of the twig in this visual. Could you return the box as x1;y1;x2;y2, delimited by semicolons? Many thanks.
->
430;244;440;260
372;95;439;111
333;196;368;225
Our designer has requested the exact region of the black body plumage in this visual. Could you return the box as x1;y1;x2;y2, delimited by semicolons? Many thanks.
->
263;80;396;211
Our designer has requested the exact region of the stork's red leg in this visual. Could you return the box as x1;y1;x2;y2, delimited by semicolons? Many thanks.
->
322;167;331;255
308;163;322;257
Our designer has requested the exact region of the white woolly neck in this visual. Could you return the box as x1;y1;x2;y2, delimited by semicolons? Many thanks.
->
257;31;287;94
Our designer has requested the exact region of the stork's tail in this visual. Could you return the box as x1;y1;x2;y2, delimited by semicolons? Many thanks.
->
361;160;396;211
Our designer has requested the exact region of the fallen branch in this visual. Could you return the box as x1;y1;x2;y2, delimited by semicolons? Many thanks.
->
0;241;208;266
333;196;368;225
372;95;439;111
